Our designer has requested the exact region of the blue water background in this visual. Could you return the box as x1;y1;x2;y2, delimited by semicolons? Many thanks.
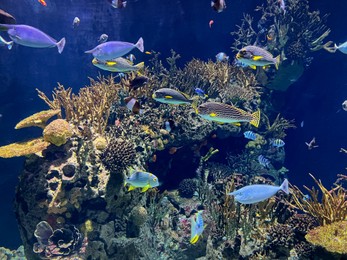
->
0;0;346;249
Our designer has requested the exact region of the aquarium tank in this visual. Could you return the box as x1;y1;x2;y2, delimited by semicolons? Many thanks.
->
0;0;347;259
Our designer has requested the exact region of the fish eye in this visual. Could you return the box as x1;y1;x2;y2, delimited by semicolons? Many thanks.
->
153;177;157;182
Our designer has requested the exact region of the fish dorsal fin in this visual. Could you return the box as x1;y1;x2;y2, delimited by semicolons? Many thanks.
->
178;90;191;100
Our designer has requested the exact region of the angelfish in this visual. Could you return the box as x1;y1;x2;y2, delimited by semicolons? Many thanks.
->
236;45;280;70
190;211;205;244
125;169;159;192
0;24;66;53
228;179;289;204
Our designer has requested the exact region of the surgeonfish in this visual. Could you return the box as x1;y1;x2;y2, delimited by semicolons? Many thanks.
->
98;34;108;43
228;179;289;204
124;96;143;115
152;88;195;105
92;57;144;73
215;52;229;62
85;37;144;61
0;24;66;53
334;42;347;54
243;131;256;140
270;138;285;148
211;0;226;13
190;211;205;244
236;45;280;70
196;102;261;127
125;169;159;192
129;75;148;90
194;88;208;98
0;35;13;50
258;155;270;167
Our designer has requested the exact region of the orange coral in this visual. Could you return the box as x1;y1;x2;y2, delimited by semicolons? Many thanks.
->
15;109;60;129
43;119;73;146
0;138;50;158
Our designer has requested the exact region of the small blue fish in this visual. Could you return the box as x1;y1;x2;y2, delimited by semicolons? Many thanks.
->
258;155;270;167
243;131;256;140
303;194;310;201
228;179;289;204
270;139;285;148
216;52;229;62
0;24;66;53
85;37;144;61
165;121;171;132
125;169;159;192
190;211;205;244
194;88;208;98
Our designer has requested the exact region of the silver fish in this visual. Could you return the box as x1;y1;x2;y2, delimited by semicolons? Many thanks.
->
98;34;108;43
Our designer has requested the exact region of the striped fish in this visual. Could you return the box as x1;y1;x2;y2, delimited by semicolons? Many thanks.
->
152;88;193;105
197;102;260;127
236;45;280;70
258;155;270;167
244;131;257;140
270;138;285;148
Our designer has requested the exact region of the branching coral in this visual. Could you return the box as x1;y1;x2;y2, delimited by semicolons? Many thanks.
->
37;75;121;135
289;173;347;226
0;138;50;158
261;113;296;139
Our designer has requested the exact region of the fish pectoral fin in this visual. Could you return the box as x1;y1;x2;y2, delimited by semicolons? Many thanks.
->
252;55;263;61
106;61;117;66
190;235;199;244
250;65;257;70
128;185;136;191
209;113;217;117
164;96;173;99
141;185;150;193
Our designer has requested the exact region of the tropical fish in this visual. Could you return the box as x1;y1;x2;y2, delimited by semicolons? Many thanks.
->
215;52;229;62
124;96;143;115
278;0;286;14
190;211;205;244
258;155;270;167
125;169;159;192
72;17;80;28
196;102;261;127
0;35;13;50
126;54;136;63
92;57;144;73
236;45;280;70
109;0;127;8
0;9;16;24
243;131;256;140
165;121;172;132
129;75;148;90
334;41;347;54
209;20;214;28
194;88;208;98
85;37;144;61
152;88;194;105
228;179;289;204
211;0;226;13
270;138;285;148
0;24;66;53
38;0;47;6
98;34;108;43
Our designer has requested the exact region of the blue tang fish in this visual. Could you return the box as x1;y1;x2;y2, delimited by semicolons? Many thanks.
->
190;211;205;244
243;131;256;140
125;168;159;192
0;24;66;53
194;88;208;98
228;179;289;204
85;37;144;61
270;138;285;148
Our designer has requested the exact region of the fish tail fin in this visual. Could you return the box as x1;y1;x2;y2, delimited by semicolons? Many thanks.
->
190;235;199;244
56;37;66;54
275;55;281;70
135;37;144;52
85;48;94;54
280;179;289;194
250;110;261;128
7;41;13;50
135;61;145;70
123;1;127;7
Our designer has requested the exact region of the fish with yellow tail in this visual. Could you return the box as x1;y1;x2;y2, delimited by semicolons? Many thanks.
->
125;168;159;192
236;45;280;70
92;57;144;73
196;102;260;127
152;88;199;106
190;211;205;244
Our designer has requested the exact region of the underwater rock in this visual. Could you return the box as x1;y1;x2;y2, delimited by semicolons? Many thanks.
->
93;136;108;150
178;178;198;198
0;138;50;158
15;109;60;129
43;119;73;146
130;206;148;227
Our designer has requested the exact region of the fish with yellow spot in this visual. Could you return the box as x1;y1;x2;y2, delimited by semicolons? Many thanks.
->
92;57;144;73
125;168;159;192
196;102;260;127
152;88;198;105
190;211;205;244
236;45;280;70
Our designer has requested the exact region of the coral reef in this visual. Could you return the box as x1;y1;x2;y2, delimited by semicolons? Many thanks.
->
0;246;26;260
0;138;50;158
43;119;73;147
15;109;60;129
178;178;197;198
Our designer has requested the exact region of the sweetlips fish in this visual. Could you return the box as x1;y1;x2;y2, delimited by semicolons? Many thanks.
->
0;35;13;50
85;37;144;61
236;45;280;70
125;168;159;192
228;179;289;204
152;88;196;105
0;24;66;53
190;211;205;244
196;102;261;127
92;57;144;73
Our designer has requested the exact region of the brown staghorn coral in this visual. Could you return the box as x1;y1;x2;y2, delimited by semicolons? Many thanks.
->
37;75;121;136
15;109;60;129
0;138;50;158
261;113;296;139
289;173;347;226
